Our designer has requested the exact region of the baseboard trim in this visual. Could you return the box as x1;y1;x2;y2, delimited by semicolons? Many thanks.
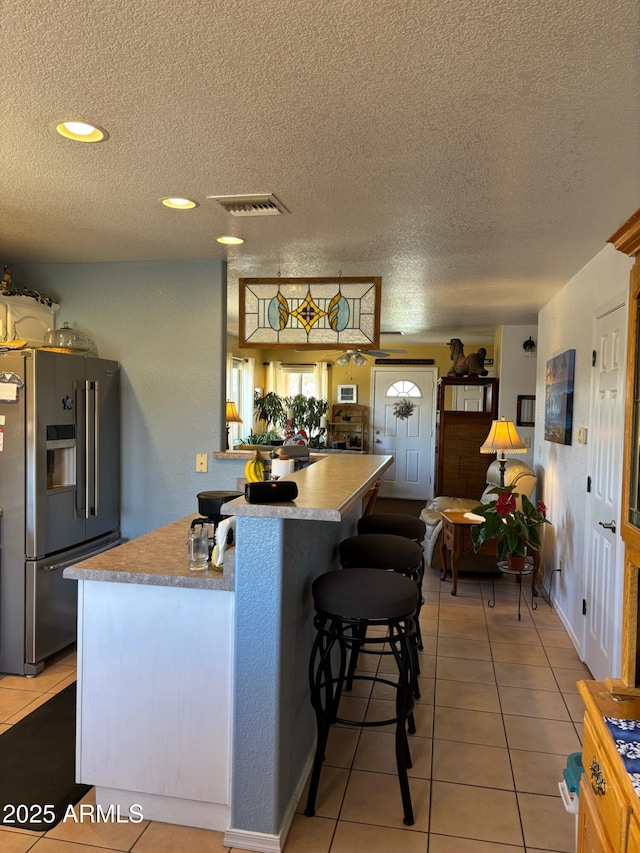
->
224;747;315;853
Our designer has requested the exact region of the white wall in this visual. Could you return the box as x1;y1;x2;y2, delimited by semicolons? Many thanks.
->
534;245;632;651
14;261;227;541
495;324;538;469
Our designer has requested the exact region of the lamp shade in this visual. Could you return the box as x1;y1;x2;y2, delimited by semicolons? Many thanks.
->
480;418;527;455
225;401;243;424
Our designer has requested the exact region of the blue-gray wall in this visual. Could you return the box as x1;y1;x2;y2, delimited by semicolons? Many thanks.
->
14;261;227;540
231;510;358;835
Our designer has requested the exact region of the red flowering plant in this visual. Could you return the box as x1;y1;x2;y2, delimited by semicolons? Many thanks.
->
470;486;551;561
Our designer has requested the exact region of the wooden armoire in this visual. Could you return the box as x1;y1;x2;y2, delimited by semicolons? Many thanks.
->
434;376;498;498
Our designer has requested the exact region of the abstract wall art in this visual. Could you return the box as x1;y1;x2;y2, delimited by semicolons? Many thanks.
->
544;349;575;445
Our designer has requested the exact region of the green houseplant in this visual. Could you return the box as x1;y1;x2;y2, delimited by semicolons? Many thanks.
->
250;391;329;447
470;486;551;568
253;391;288;434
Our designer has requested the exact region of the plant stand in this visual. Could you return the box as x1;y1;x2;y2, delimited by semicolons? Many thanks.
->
487;557;537;621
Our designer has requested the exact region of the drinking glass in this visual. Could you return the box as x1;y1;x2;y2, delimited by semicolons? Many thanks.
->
187;526;209;571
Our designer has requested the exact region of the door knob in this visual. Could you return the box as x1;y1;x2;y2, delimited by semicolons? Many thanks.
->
598;520;617;534
375;439;382;443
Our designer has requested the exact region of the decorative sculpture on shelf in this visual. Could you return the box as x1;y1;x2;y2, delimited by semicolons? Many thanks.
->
447;338;489;377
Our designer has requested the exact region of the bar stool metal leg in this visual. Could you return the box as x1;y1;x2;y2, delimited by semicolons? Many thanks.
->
305;569;418;826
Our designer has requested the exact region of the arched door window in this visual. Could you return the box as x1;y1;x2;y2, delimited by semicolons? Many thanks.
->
385;380;422;398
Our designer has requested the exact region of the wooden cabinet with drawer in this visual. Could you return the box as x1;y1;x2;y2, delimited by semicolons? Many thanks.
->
577;680;640;853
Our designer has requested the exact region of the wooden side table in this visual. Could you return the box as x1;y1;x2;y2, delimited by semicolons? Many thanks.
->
439;509;491;595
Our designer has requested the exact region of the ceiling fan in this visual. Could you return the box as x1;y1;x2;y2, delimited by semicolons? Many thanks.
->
334;347;407;366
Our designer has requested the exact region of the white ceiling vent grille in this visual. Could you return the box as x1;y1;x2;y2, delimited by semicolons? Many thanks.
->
207;193;289;217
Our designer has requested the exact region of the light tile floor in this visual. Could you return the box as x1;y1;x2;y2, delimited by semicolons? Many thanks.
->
0;568;589;852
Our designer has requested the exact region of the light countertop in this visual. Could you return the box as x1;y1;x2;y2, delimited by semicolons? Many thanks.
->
222;453;393;521
64;454;392;588
64;515;234;590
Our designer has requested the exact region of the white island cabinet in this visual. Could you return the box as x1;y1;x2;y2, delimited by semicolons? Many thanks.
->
65;453;392;853
66;516;234;830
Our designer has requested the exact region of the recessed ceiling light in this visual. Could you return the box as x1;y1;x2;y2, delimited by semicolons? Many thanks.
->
216;235;245;245
161;198;198;210
55;120;108;143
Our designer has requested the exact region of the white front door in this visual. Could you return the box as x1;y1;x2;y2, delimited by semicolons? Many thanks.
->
371;368;437;500
583;295;627;680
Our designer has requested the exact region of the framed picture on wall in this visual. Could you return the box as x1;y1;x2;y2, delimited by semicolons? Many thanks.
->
337;384;357;404
544;349;575;445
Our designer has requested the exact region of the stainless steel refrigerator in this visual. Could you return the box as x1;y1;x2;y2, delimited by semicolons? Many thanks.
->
0;349;121;675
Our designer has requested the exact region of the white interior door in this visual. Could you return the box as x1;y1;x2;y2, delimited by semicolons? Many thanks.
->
371;368;437;500
583;296;627;680
453;383;486;412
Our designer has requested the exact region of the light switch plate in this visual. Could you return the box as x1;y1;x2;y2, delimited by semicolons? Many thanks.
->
577;428;587;445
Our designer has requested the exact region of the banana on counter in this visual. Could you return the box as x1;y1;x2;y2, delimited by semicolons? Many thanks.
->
243;451;266;483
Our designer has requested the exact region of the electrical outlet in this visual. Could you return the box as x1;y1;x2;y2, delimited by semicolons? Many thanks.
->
196;453;208;473
523;437;531;448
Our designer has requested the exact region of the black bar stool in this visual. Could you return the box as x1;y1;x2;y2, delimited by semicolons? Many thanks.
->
357;512;426;546
305;568;419;826
339;533;425;661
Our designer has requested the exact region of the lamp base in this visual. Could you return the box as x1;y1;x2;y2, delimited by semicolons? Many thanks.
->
498;457;506;488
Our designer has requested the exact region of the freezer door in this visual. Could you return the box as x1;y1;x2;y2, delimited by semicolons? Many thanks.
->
25;532;122;666
25;555;78;664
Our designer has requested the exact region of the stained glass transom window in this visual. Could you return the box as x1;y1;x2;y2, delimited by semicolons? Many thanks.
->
239;277;381;349
386;380;422;398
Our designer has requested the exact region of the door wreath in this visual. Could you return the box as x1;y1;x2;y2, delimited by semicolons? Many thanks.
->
393;400;415;420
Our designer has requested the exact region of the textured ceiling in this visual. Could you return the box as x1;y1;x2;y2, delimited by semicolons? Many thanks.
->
2;0;639;343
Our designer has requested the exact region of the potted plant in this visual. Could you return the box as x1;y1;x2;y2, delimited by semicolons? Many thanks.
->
286;394;329;445
251;391;329;447
470;486;551;569
253;391;287;434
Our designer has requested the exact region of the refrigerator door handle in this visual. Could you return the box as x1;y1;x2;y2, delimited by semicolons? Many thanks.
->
74;380;87;517
41;538;120;573
92;380;99;516
84;379;91;519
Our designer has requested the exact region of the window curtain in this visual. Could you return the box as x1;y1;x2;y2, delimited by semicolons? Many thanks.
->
315;361;329;402
266;361;284;396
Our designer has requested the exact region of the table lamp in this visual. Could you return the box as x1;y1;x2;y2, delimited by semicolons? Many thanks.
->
225;401;243;450
480;417;527;487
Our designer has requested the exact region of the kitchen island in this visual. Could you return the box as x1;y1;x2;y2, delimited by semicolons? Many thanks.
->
65;453;392;853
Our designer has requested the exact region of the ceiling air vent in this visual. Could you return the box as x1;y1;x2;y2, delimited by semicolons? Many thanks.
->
207;193;289;217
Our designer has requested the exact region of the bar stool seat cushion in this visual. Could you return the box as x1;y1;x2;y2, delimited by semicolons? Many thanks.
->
313;568;418;621
339;534;423;572
357;513;426;541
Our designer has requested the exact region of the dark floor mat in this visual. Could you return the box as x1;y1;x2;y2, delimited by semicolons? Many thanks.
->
0;682;90;830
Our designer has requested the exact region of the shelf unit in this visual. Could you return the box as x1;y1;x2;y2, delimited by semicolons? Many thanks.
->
327;404;367;452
